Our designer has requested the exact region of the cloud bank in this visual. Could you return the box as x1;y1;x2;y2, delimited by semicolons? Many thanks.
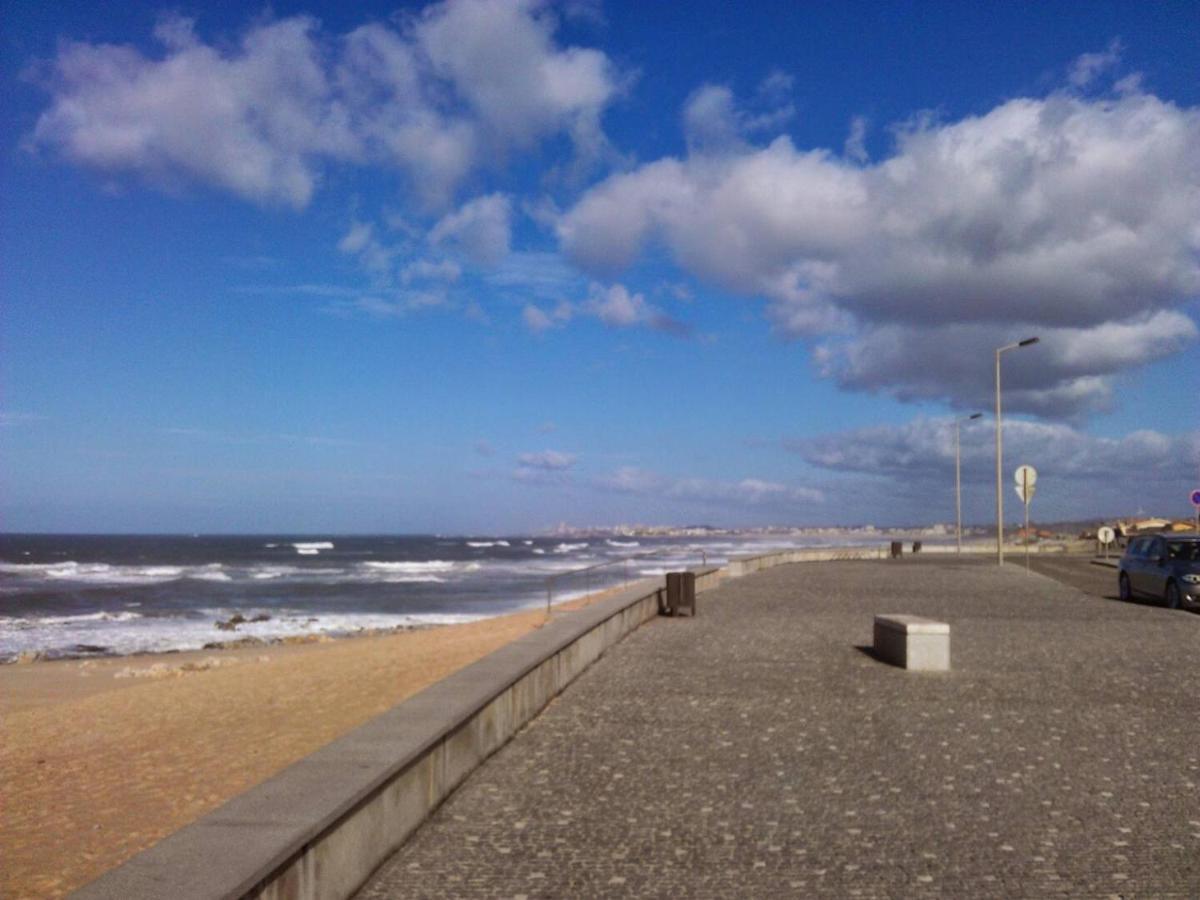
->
792;418;1199;487
28;0;621;209
598;466;824;511
559;83;1200;416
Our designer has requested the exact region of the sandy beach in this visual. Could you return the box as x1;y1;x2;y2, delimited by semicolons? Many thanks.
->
0;596;607;899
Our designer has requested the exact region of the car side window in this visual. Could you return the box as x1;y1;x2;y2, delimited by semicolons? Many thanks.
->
1129;538;1147;558
1148;538;1163;560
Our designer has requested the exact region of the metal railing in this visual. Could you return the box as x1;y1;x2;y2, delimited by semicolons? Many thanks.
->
543;547;710;616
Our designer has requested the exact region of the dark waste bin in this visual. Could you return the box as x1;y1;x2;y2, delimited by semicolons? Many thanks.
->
890;541;903;559
663;571;696;616
912;541;922;553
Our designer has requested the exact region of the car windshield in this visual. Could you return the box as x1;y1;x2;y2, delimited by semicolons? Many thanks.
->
1165;541;1200;561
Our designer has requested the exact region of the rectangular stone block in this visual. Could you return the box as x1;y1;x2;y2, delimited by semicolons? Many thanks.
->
873;614;950;671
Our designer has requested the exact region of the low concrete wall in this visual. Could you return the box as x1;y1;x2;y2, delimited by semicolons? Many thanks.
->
725;545;888;577
74;568;723;900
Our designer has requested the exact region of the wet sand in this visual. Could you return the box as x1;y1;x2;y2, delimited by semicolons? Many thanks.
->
0;595;609;898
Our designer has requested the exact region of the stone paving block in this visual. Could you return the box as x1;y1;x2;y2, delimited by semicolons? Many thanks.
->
358;558;1200;898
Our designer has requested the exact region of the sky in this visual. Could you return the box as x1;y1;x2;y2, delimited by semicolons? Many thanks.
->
1;0;1198;534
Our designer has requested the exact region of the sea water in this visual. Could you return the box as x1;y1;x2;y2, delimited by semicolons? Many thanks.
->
0;533;844;661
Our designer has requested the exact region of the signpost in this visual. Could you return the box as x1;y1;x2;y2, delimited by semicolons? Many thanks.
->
1097;525;1115;559
1014;465;1037;572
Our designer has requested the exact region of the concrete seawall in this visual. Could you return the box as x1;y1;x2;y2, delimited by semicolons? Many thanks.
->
73;567;725;900
70;542;1102;898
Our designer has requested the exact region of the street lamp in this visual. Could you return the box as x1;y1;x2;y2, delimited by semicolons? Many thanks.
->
956;412;982;553
995;337;1039;564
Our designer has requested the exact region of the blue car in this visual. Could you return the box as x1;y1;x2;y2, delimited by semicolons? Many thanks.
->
1118;534;1200;611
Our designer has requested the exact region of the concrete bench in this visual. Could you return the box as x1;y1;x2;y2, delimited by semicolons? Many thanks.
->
873;615;950;671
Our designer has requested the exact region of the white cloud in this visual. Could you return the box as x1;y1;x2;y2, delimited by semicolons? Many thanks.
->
559;87;1200;416
817;310;1198;418
29;16;357;208
521;282;690;335
416;0;616;147
1069;39;1123;88
29;1;622;209
513;448;578;484
843;115;868;163
517;450;577;470
337;221;375;254
429;193;512;266
597;466;824;509
584;283;655;327
791;417;1199;485
522;300;573;333
326;291;447;318
683;85;744;155
401;258;462;284
682;81;794;156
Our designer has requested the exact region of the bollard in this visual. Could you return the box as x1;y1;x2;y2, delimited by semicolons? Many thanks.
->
912;541;922;554
890;541;903;559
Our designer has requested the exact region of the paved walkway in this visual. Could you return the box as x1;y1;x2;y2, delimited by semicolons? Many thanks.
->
359;557;1200;898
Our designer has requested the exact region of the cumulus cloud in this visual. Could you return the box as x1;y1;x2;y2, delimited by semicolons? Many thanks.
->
816;310;1198;418
682;81;794;156
429;193;512;266
598;466;824;509
517;450;577;470
787;417;1199;521
559;87;1200;416
28;1;622;209
513;448;578;484
28;15;356;208
521;282;690;335
1069;39;1123;88
791;417;1199;485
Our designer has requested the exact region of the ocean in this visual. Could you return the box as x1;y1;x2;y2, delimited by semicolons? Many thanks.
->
0;533;847;662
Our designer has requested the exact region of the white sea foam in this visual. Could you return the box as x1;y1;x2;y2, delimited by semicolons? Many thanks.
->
292;541;334;554
552;542;589;554
360;561;457;574
0;561;204;585
0;607;492;662
606;539;640;547
2;610;144;629
532;548;546;555
466;541;495;548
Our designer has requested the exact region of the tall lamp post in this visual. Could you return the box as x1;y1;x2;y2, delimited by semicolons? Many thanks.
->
956;412;982;553
995;337;1039;564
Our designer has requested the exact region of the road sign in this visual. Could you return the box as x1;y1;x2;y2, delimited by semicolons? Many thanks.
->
1015;482;1036;503
1191;489;1200;507
1014;465;1038;487
1097;526;1115;545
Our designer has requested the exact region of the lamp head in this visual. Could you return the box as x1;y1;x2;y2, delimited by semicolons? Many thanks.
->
969;413;983;420
1018;336;1040;347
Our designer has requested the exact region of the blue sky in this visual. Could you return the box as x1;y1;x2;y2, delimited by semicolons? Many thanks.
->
2;0;1198;534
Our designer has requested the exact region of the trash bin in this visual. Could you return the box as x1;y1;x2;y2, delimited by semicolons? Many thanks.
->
664;571;696;616
890;541;903;559
912;541;922;553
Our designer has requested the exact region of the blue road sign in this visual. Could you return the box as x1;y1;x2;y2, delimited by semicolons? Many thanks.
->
1192;489;1200;507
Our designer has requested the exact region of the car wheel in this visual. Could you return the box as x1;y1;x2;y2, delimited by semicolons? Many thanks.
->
1165;581;1181;610
1118;573;1131;602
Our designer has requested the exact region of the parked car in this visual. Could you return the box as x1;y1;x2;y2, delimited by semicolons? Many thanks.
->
1118;534;1200;610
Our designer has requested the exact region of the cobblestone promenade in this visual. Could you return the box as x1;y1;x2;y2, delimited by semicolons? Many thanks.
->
359;558;1200;898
